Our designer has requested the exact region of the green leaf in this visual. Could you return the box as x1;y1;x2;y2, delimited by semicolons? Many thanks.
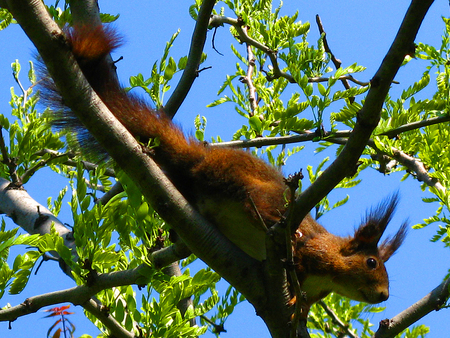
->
9;269;31;294
317;83;327;96
136;202;149;222
177;56;188;70
304;84;313;96
164;57;177;81
249;115;262;134
0;9;15;30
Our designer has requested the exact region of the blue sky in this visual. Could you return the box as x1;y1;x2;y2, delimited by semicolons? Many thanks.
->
0;1;449;337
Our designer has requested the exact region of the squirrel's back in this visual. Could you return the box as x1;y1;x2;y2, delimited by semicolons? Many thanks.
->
40;25;288;260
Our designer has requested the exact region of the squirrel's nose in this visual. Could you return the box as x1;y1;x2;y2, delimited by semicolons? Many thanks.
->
378;290;389;302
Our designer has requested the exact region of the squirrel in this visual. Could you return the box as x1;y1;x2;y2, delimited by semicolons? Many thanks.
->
39;25;407;312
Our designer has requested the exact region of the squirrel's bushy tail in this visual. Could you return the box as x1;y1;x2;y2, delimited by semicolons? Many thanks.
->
40;25;291;261
40;25;205;171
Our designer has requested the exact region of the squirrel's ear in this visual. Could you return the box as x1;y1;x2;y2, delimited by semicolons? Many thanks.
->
379;221;408;262
341;193;402;255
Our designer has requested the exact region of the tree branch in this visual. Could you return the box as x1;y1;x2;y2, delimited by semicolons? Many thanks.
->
0;265;148;322
209;15;370;88
312;134;447;196
150;240;192;269
213;130;352;148
378;114;450;138
0;175;135;335
289;0;434;233
164;0;216;118
0;177;72;243
82;298;135;338
34;149;117;177
212;125;446;198
6;0;267;310
317;300;359;338
0;242;193;333
240;26;258;117
315;14;355;103
210;15;295;84
374;277;450;338
309;75;369;86
68;0;102;26
392;149;445;193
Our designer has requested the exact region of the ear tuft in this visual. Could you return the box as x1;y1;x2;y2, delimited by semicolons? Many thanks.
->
379;220;408;262
346;193;403;253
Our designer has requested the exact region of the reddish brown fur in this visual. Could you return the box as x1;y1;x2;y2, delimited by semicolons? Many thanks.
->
41;25;407;312
44;25;288;260
294;196;407;315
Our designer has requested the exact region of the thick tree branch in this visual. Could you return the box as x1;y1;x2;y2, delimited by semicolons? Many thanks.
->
68;0;102;26
0;174;136;336
0;177;71;243
164;0;216;118
6;0;267;311
290;0;434;233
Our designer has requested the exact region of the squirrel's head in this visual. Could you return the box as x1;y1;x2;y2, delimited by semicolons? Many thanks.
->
330;194;408;303
297;194;408;305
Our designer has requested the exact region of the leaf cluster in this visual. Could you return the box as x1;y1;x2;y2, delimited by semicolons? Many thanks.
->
2;1;450;337
308;294;429;338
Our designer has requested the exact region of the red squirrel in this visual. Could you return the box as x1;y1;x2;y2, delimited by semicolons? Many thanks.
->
40;25;407;310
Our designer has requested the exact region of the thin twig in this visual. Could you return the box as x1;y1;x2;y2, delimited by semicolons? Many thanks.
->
212;130;353;148
34;149;117;177
209;15;371;88
378;114;450;138
309;75;369;86
367;139;446;194
240;26;258;117
284;173;307;338
20;152;72;183
317;300;360;338
211;27;224;56
12;69;29;107
316;14;354;103
0;127;20;185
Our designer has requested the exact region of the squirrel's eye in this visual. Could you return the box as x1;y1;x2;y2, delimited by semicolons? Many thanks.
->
366;257;377;269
